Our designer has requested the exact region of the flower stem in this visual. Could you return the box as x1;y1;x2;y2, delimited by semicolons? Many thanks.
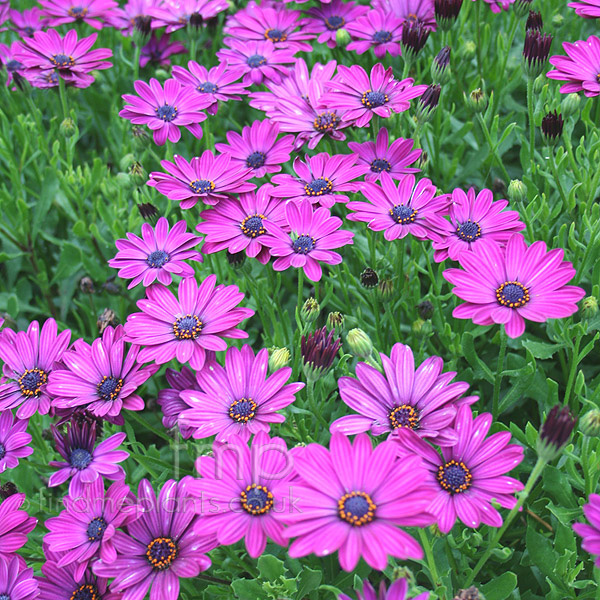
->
563;333;582;410
475;0;483;81
526;77;536;175
492;329;508;417
419;528;441;591
133;42;141;82
547;148;569;211
58;76;69;120
476;113;511;183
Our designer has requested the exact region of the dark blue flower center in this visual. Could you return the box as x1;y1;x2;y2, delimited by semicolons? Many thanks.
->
0;594;10;600
361;90;388;108
247;54;267;68
370;158;391;173
51;53;75;68
68;6;88;18
325;15;345;30
390;204;418;224
292;235;316;255
97;375;123;402
18;368;48;397
389;404;419;429
241;214;266;238
338;491;376;526
229;398;258;423
0;443;5;460
304;177;333;197
314;111;339;132
46;72;59;85
23;26;35;36
265;28;287;42
155;104;178;122
246;151;266;169
437;460;472;494
146;249;170;268
189;179;215;194
70;448;93;470
173;314;203;340
456;220;481;242
6;59;23;73
87;516;108;542
496;281;530;308
146;537;178;571
241;483;273;515
71;584;99;600
197;81;217;93
373;30;392;43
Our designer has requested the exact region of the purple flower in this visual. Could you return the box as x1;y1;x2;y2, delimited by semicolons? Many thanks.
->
374;0;436;29
547;36;600;97
147;0;229;33
574;494;600;566
108;217;202;289
124;275;254;371
38;0;118;29
568;0;600;17
472;0;515;13
271;153;367;208
347;9;405;58
0;411;33;473
119;78;207;146
340;578;429;600
443;233;586;338
303;0;369;48
0;42;27;90
140;33;186;69
0;318;71;419
49;417;129;497
148;151;256;209
179;345;304;441
348;127;421;182
331;342;477;446
108;0;161;34
262;199;354;282
396;405;523;533
347;172;450;242
323;63;427;127
0;556;39;600
215;119;295;179
9;7;47;37
172;60;249;115
0;493;37;564
190;432;297;557
157;366;200;438
431;187;526;262
278;433;434;571
196;184;287;264
93;479;217;600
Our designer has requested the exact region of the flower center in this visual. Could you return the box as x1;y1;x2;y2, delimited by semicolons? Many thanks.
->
304;177;333;197
373;30;392;43
6;59;23;73
246;151;266;169
155;104;178;122
0;443;5;460
70;584;100;600
18;368;48;397
338;491;376;526
46;72;60;85
229;398;257;423
146;537;178;571
437;459;472;494
97;375;124;402
146;249;170;268
51;53;75;68
292;235;316;255
241;214;266;238
264;28;287;42
370;158;391;173
314;111;339;132
0;594;9;600
495;281;530;309
68;6;88;18
240;483;273;515
197;81;218;93
70;448;93;470
173;314;203;340
390;204;418;224
325;15;345;30
361;90;388;108
86;516;108;542
247;54;267;68
389;404;419;429
189;179;215;194
23;26;35;36
456;220;481;242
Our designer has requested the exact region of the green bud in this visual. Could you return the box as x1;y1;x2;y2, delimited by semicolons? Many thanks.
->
462;40;476;60
132;125;150;149
378;278;394;299
60;117;76;138
301;297;320;323
326;311;344;334
551;13;564;28
429;523;444;538
128;161;147;186
412;318;432;336
335;28;351;49
580;410;600;437
391;566;415;585
346;328;373;359
268;347;291;372
507;179;527;203
466;88;488;113
582;296;599;318
119;153;137;172
154;69;170;81
561;93;581;117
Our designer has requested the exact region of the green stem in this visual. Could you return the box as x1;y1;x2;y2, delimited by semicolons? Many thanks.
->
547;148;569;211
419;529;441;593
492;329;508;417
563;334;582;410
475;0;482;81
297;269;304;323
58;76;69;120
495;12;519;104
476;113;511;183
133;42;141;82
526;77;536;175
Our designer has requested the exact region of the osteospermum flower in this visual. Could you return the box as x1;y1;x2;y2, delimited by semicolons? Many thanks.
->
0;412;33;473
148;151;256;209
347;172;449;242
303;0;369;48
262;199;354;282
0;493;37;564
278;433;434;571
348;128;421;182
331;343;477;446
375;0;437;29
0;42;27;90
179;345;304;441
196;184;287;264
574;494;600;566
140;33;186;68
9;7;47;37
396;405;523;533
93;479;217;599
108;0;161;34
547;36;600;97
157;366;200;438
340;578;429;600
444;233;586;338
119;78;207;145
148;0;229;32
0;318;71;419
38;0;118;29
347;9;405;58
124;275;254;371
322;63;427;127
0;556;39;600
108;217;202;289
431;187;526;262
568;0;600;17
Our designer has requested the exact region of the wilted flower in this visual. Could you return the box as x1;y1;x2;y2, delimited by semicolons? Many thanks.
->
417;300;434;320
360;268;379;288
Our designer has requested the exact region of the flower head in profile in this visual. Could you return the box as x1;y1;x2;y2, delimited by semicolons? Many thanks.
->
568;0;600;17
140;33;186;69
0;556;39;600
108;0;161;34
157;366;200;438
547;36;600;97
147;0;229;33
375;0;437;29
301;326;341;382
0;412;33;473
0;42;27;90
574;494;600;567
9;7;47;37
347;9;405;58
0;493;37;563
38;0;118;29
340;578;429;600
303;0;369;48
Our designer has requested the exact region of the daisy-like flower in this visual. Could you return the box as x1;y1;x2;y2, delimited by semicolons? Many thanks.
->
217;39;297;86
302;0;369;48
215;120;295;179
49;417;129;497
148;0;229;33
431;187;526;262
443;233;586;338
375;0;437;29
278;433;434;571
124;275;254;371
172;60;249;115
157;366;200;438
119;78;207;146
179;345;303;441
0;42;27;90
9;7;47;37
568;0;600;17
331;343;477;446
347;172;449;242
190;432;297;556
108;217;202;289
473;0;514;13
0;556;39;600
348;128;421;182
38;0;118;29
0;412;33;473
196;184;287;264
0;493;37;564
140;33;186;69
93;479;217;600
396;405;523;533
347;9;405;58
547;36;600;97
47;325;158;420
262;199;354;282
270;153;367;208
574;494;600;566
108;0;160;34
0;318;71;419
340;578;429;600
147;151;256;209
322;63;427;127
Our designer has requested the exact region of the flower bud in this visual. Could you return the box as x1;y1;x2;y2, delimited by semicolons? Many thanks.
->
537;405;576;462
541;110;564;145
522;30;552;79
580;410;600;437
461;40;476;60
431;46;451;84
526;10;543;31
97;308;118;334
132;15;152;46
301;327;341;382
301;297;320;323
582;296;599;319
551;14;564;28
137;202;158;222
326;311;344;334
268;347;291;372
60;117;76;138
392;566;415;585
401;20;430;57
561;92;581;117
119;153;136;172
514;0;533;17
416;84;441;123
507;179;527;203
115;172;133;190
378;278;394;299
466;88;488;113
347;328;373;359
360;268;379;289
132;125;150;149
0;482;18;500
434;0;463;30
129;161;147;186
335;28;351;49
417;300;434;320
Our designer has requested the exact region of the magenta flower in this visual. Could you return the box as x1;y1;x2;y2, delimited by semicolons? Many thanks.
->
279;433;434;571
215;120;295;179
124;275;254;371
179;345;303;441
93;479;217;600
568;0;600;17
472;0;514;13
38;0;118;29
0;493;37;564
157;366;200;438
148;151;256;209
262;199;354;282
431;187;526;263
119;78;207;145
0;557;39;600
574;494;600;566
331;342;477;446
375;0;436;29
196;184;287;264
347;172;449;242
108;0;162;34
444;233;586;338
108;217;202;289
348;128;421;182
396;405;523;533
347;9;405;58
340;578;429;600
303;0;369;48
0;42;27;90
547;36;600;97
0;412;33;473
148;0;229;33
172;60;249;115
0;318;71;419
9;7;47;37
140;33;186;69
271;153;367;208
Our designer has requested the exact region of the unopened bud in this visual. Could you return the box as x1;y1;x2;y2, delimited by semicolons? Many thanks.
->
60;117;76;137
561;93;581;117
537;405;576;462
582;296;599;319
335;28;351;49
466;88;487;113
360;268;379;289
507;179;527;203
378;278;394;299
326;311;344;334
268;347;291;372
301;297;320;323
347;328;373;359
417;300;434;320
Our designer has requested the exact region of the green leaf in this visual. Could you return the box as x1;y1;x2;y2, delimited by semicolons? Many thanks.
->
521;340;565;360
257;555;286;581
480;571;517;600
295;567;322;600
231;579;268;600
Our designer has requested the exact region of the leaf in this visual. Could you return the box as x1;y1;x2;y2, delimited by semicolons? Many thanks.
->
521;340;565;360
526;527;558;583
231;579;268;600
295;567;322;600
257;555;286;581
480;571;517;600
